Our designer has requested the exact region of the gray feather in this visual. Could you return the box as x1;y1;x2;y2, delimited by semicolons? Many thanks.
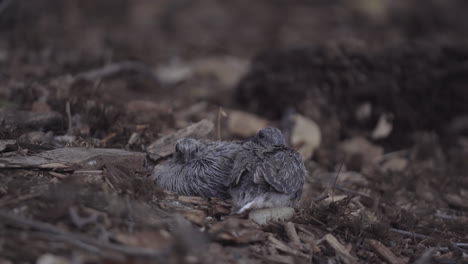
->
152;138;242;199
229;127;306;213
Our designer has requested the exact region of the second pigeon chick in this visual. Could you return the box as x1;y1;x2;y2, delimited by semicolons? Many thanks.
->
229;127;306;213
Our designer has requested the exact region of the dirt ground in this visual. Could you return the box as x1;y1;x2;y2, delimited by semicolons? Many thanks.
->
1;1;468;263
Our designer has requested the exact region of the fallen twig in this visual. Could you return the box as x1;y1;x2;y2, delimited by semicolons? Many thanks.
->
73;61;159;82
389;228;468;251
434;211;468;222
389;228;429;239
313;193;329;203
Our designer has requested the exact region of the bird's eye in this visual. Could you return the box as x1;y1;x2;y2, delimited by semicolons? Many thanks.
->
258;132;265;139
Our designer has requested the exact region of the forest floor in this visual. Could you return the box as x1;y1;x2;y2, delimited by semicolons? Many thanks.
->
1;1;468;263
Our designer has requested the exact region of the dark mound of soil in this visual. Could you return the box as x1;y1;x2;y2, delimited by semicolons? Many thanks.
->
236;43;468;147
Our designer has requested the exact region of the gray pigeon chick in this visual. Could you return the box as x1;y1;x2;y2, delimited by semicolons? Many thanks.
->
152;138;242;199
229;127;306;214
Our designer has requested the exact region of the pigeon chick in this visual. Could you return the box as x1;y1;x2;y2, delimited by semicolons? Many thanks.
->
229;127;306;214
152;138;242;199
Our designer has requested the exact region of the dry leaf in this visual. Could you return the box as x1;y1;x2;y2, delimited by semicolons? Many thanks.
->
290;114;321;160
227;110;269;137
371;114;393;139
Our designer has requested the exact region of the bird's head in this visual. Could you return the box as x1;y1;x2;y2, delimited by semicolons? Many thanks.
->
254;127;286;147
174;138;202;163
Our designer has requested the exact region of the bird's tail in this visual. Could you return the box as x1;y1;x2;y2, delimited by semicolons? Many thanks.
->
231;200;255;214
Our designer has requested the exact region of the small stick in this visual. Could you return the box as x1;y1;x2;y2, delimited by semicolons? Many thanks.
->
313;193;329;203
66;101;72;135
335;185;372;199
217;107;222;140
332;162;344;203
389;228;429;240
216;107;227;141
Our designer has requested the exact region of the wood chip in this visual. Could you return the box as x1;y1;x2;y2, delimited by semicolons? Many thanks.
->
284;222;301;244
180;209;208;226
72;170;104;184
298;232;321;253
178;196;210;205
212;205;231;216
321;234;358;264
209;218;267;244
49;171;67;179
146;119;214;161
268;235;309;259
0;139;16;152
367;239;405;264
263;255;295;264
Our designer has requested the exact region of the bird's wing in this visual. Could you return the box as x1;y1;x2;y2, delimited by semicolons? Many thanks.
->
229;142;257;186
253;147;305;197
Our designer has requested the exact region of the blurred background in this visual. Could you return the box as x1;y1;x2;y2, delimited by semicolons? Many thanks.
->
1;0;468;263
